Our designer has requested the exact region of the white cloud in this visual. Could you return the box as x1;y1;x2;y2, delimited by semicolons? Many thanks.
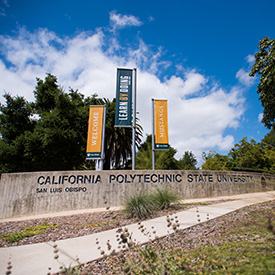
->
258;113;263;123
235;55;257;88
0;0;9;16
0;23;246;164
148;16;154;22
236;68;255;87
246;54;255;65
110;11;142;30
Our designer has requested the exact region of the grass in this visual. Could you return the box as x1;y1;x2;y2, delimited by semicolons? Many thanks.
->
151;186;180;210
0;222;59;243
160;239;274;274
77;221;114;230
124;186;180;219
124;190;156;219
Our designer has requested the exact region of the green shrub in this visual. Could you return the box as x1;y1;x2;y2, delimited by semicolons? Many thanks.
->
124;190;156;219
124;187;180;219
0;222;59;243
151;186;180;210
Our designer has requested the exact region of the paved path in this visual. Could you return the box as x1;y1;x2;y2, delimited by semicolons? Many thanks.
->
0;191;274;275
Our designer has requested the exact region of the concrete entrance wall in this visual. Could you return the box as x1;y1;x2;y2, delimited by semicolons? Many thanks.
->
0;170;274;219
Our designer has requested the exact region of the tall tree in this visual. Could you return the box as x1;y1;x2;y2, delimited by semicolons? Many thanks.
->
135;135;153;170
28;74;102;170
0;93;36;172
136;135;179;170
34;74;61;113
201;151;229;171
262;128;275;148
0;93;35;142
0;74;143;172
178;151;197;170
228;137;273;173
103;98;143;170
201;138;275;173
250;37;275;129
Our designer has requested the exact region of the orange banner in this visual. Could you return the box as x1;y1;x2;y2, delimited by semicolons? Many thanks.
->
86;106;104;159
154;100;169;150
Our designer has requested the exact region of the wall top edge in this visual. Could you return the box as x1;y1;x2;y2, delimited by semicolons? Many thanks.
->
1;170;275;177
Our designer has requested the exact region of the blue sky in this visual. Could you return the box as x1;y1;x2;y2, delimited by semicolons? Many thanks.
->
1;0;274;164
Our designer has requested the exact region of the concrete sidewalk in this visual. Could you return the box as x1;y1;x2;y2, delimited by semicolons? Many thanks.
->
0;191;274;275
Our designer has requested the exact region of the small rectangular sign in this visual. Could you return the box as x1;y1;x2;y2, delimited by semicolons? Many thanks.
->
115;68;133;127
86;106;105;159
154;99;169;150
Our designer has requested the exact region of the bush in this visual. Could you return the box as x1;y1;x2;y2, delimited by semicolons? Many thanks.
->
151;186;180;210
124;187;180;219
124;190;156;219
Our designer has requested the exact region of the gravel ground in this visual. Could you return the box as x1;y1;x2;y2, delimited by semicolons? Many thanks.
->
0;200;230;247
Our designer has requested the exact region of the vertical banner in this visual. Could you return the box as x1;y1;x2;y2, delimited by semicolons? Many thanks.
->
86;105;105;159
115;68;133;127
154;99;169;150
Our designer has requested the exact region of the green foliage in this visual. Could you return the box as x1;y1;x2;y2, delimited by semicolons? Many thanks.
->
228;137;274;173
0;93;37;172
103;98;143;170
0;222;59;243
34;74;61;113
0;74;143;172
201;150;229;171
124;187;180;219
0;93;35;142
77;221;114;230
155;146;179;170
28;78;100;171
201;137;275;173
164;241;274;274
136;135;197;170
262;128;275;147
136;135;178;170
121;243;162;274
135;135;154;169
0;138;18;172
124;190;156;219
151;186;180;210
178;151;197;170
250;37;275;129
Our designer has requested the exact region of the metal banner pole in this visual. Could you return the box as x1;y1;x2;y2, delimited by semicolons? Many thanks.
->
99;105;107;171
152;98;155;170
132;68;137;170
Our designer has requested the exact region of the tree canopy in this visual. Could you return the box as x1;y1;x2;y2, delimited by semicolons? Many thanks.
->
136;135;197;170
178;151;197;170
201;151;229;171
201;136;275;174
250;37;275;129
2;72;274;174
0;74;142;172
102;98;143;170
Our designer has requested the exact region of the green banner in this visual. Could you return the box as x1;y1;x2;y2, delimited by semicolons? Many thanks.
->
86;152;101;159
115;69;133;127
155;143;169;150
